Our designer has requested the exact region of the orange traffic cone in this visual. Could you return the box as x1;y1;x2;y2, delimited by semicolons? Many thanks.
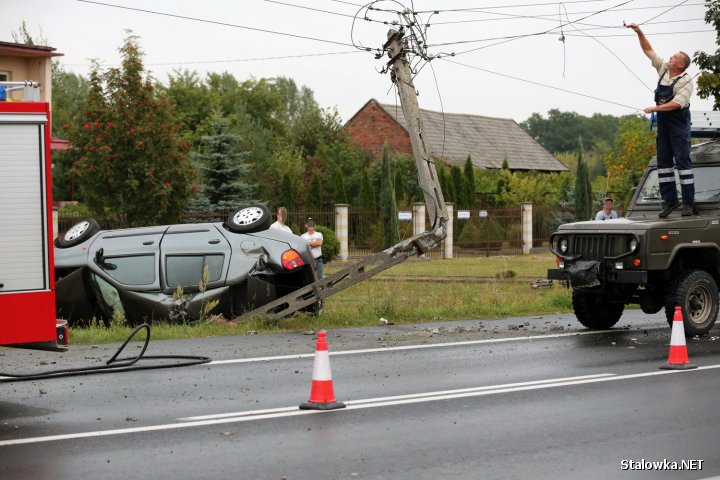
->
660;306;697;370
299;330;346;410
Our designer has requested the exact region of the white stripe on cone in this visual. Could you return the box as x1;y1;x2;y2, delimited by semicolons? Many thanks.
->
312;350;333;381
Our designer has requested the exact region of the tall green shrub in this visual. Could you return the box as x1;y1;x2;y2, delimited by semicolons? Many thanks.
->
379;145;400;247
574;137;593;221
463;155;476;206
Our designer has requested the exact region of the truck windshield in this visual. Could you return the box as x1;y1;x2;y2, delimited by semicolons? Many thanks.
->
636;166;720;204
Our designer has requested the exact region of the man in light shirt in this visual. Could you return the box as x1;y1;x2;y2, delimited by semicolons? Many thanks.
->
627;22;696;217
301;218;324;278
595;198;619;221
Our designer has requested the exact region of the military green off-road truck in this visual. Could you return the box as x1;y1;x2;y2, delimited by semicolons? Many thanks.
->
548;140;720;336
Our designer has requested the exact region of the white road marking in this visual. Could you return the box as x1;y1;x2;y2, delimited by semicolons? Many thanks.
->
179;373;616;421
2;365;719;447
208;329;622;365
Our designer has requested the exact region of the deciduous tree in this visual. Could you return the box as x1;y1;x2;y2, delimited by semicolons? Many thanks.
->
66;33;194;226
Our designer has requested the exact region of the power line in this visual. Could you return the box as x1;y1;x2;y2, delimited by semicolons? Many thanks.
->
562;28;712;37
76;0;365;49
427;0;634;49
440;58;641;111
410;0;623;14
62;50;363;68
429;2;704;25
263;0;365;20
640;0;691;24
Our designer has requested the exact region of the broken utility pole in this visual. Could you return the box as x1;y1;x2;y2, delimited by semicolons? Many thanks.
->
384;28;448;229
231;28;449;323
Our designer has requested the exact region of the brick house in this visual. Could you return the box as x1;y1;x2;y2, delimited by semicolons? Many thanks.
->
344;98;567;172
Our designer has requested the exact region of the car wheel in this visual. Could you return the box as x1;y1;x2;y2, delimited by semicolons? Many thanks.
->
54;218;101;248
227;205;272;233
572;289;624;329
665;269;719;336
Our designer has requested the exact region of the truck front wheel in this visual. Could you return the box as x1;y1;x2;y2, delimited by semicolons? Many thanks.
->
572;289;624;329
665;269;719;336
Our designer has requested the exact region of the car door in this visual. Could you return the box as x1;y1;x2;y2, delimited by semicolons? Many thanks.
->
160;224;231;295
86;226;165;292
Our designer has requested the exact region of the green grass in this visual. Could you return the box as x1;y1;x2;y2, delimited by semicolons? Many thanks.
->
69;253;572;344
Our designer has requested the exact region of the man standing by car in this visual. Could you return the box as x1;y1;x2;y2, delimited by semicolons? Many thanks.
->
626;22;696;217
302;219;324;278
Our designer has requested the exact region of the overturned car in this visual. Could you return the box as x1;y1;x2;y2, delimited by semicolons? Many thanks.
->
54;205;320;326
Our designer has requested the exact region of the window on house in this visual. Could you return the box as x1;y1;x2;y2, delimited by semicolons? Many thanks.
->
0;71;9;82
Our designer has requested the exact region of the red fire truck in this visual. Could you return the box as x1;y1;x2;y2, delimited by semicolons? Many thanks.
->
0;101;67;349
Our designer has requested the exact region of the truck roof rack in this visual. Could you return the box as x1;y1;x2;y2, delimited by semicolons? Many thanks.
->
650;110;719;138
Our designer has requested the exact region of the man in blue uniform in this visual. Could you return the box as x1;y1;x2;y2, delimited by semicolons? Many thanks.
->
627;22;696;217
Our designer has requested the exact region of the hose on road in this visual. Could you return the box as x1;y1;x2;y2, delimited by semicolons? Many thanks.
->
0;324;211;382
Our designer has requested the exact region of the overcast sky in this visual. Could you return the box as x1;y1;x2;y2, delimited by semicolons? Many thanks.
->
2;0;715;124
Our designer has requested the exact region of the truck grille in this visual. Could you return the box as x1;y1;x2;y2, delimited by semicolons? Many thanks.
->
573;234;626;260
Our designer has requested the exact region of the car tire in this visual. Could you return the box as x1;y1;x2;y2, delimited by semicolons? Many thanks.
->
572;289;624;329
665;269;719;336
227;205;272;233
54;218;101;248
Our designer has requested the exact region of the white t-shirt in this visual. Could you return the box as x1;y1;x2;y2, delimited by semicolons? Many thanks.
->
301;231;323;259
269;221;292;233
595;210;619;221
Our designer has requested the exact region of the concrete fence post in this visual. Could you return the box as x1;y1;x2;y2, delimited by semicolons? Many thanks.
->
413;202;426;236
335;204;349;261
521;202;533;255
444;203;454;259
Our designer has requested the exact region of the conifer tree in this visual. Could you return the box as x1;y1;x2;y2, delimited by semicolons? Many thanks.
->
379;144;400;247
463;155;476;206
305;173;323;210
451;165;465;207
191;108;254;211
574;137;593;221
357;169;376;210
279;173;297;211
331;164;348;204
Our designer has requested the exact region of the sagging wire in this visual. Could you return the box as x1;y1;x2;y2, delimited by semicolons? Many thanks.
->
559;3;567;78
561;3;653;92
641;0;691;25
440;57;642;112
0;324;211;382
429;0;635;55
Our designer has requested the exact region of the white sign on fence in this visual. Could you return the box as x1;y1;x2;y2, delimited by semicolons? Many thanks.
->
457;210;470;219
479;210;489;218
398;211;412;221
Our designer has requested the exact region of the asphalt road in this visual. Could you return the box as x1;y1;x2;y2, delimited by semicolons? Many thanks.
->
1;311;720;480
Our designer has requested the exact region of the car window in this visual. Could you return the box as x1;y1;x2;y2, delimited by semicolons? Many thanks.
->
166;254;224;288
637;166;720;204
102;255;156;285
88;272;126;318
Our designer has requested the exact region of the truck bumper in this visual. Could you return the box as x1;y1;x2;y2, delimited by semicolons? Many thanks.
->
548;267;647;286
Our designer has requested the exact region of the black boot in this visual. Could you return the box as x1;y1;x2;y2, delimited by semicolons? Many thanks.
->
682;203;700;216
659;200;679;218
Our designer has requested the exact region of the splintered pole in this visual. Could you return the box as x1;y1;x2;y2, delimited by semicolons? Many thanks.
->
385;28;448;229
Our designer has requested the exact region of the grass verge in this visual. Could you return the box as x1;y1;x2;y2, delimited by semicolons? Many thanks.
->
70;253;572;344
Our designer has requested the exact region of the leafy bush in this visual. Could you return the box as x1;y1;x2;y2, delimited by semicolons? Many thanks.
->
457;218;505;244
316;225;340;263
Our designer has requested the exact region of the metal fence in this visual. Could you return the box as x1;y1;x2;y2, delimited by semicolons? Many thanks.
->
57;203;572;259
